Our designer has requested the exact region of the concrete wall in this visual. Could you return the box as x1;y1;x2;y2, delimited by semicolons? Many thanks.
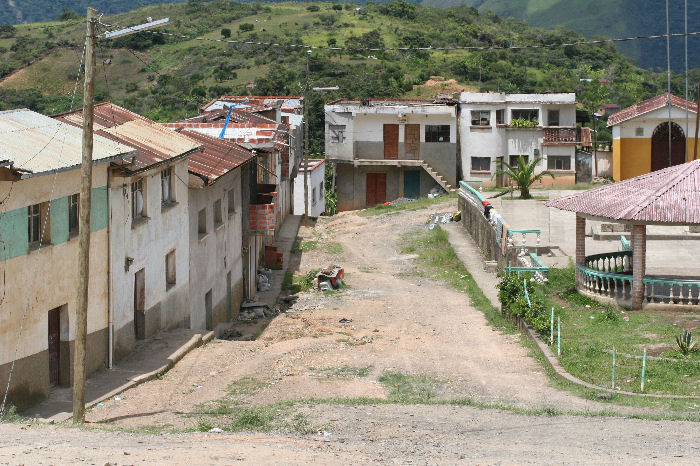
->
457;190;508;268
0;166;110;409
188;169;244;334
294;162;326;217
109;159;190;361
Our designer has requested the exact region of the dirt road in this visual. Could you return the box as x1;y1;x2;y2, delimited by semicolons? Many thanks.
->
4;199;699;463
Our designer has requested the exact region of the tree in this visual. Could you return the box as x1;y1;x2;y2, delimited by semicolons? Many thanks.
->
332;4;343;11
493;156;554;199
385;0;417;20
239;23;254;32
57;8;80;21
221;28;231;38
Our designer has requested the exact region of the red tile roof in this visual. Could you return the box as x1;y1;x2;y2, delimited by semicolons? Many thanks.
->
607;93;697;127
54;102;202;174
180;130;254;184
547;159;700;224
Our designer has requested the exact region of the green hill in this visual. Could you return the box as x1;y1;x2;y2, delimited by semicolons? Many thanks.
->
0;1;697;150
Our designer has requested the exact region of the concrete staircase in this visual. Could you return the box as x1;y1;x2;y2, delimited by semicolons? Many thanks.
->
421;161;456;193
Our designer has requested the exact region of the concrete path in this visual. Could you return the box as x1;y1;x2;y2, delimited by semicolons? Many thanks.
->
255;214;302;307
25;328;201;422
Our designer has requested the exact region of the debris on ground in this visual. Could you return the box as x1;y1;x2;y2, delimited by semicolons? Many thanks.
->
315;265;345;290
256;268;272;292
388;197;416;206
427;187;447;199
339;318;352;323
239;302;277;320
427;211;461;229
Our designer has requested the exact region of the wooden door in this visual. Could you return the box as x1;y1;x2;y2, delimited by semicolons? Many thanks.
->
134;269;145;339
405;124;420;159
651;122;686;172
48;308;60;386
403;170;420;199
366;173;387;207
383;124;399;159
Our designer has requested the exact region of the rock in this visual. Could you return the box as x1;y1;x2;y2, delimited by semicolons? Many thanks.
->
208;427;224;433
596;392;613;400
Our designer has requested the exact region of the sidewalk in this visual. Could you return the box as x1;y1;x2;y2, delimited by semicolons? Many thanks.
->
25;328;210;423
255;214;302;307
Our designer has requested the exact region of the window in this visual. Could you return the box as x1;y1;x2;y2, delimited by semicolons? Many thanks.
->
547;156;571;170
470;110;490;126
471;157;491;172
635;127;644;136
161;167;173;205
511;109;539;123
547;110;560;127
425;125;450;142
227;188;235;215
68;194;79;236
319;181;324;197
312;187;317;205
330;124;346;143
131;178;145;223
509;155;529;167
214;199;223;226
28;202;50;247
198;208;207;238
165;250;176;289
496;109;505;125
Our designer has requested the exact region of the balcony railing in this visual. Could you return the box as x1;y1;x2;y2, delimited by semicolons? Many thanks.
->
542;127;577;145
577;251;700;306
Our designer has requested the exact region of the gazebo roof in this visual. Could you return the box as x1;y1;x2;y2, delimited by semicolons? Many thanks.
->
547;160;700;225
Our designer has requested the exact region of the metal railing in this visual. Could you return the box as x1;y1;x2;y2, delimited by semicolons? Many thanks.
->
542;127;577;145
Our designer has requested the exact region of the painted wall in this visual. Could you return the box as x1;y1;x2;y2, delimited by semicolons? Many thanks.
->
0;166;110;408
188;169;244;334
293;162;326;217
109;160;190;361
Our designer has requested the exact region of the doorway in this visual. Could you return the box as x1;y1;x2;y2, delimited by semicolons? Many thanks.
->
48;307;61;387
496;156;505;187
651;122;686;172
366;173;387;206
134;268;145;340
226;271;232;321
404;124;420;159
383;124;398;159
205;289;213;331
403;170;420;199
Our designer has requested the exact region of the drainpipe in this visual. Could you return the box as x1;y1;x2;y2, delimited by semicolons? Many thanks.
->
107;172;113;369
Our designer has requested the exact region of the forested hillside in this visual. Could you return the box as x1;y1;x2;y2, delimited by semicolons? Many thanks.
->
0;1;697;151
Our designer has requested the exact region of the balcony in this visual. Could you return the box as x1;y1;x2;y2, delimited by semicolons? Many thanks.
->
542;127;577;145
577;251;700;307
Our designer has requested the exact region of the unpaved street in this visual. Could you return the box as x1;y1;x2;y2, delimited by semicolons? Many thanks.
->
4;199;699;463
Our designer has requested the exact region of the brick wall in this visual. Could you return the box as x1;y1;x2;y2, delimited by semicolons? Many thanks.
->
249;203;276;232
631;224;646;309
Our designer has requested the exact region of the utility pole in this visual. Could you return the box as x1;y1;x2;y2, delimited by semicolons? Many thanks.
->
73;6;97;424
695;80;699;160
303;49;311;226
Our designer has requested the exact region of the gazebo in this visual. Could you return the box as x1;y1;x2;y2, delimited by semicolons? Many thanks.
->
547;159;700;309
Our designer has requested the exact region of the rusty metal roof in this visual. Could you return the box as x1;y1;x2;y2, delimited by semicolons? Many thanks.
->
179;108;276;126
55;103;201;174
547;160;700;225
180;130;254;184
607;93;698;127
0;108;134;176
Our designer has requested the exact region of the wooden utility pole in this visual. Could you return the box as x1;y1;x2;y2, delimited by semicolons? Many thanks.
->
73;6;98;424
303;49;311;226
695;80;699;160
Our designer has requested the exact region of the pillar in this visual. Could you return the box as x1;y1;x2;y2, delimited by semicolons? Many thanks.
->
575;215;586;287
631;224;646;309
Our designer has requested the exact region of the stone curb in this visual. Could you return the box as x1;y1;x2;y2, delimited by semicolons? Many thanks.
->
86;332;214;410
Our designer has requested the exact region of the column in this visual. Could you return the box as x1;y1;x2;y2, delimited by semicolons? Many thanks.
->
575;215;586;287
631;224;646;309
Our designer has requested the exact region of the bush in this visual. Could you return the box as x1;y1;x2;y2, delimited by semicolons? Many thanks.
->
239;23;254;32
306;5;320;12
332;4;343;11
221;28;231;38
498;272;553;336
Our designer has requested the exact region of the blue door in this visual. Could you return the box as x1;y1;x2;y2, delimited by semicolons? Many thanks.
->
404;170;420;199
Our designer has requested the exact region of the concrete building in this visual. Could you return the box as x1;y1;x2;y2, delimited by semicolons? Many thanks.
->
608;93;698;181
293;159;325;217
324;99;458;211
178;130;254;332
0;109;134;408
56;103;202;361
459;93;578;188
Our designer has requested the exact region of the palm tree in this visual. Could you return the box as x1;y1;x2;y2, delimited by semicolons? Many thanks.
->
493;156;555;199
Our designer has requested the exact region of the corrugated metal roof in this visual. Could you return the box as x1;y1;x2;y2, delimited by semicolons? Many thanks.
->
202;96;303;112
546;160;700;224
180;108;276;126
180;130;254;184
0;108;134;176
55;103;201;174
607;93;698;127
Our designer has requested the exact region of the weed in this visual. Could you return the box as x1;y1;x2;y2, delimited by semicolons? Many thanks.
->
676;330;697;355
227;377;269;397
0;405;21;423
291;236;318;253
324;241;343;255
314;365;373;379
226;406;278;432
379;371;443;403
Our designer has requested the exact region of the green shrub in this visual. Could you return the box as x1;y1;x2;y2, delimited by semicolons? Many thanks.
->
498;272;553;336
239;23;254;32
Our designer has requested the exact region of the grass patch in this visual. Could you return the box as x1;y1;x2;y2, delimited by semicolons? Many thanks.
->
400;226;512;332
283;269;320;293
379;371;443;403
228;377;269;398
324;241;343;255
291;236;318;253
359;193;457;217
312;365;373;379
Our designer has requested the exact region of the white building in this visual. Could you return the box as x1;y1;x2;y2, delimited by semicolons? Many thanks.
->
180;130;254;332
0;109;134;408
57;103;201;360
294;159;325;217
459;93;578;187
325;99;458;211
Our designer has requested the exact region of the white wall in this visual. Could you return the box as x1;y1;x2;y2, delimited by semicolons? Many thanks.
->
293;161;325;217
615;107;695;139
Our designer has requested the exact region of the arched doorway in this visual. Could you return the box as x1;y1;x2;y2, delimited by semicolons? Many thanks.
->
651;122;686;172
